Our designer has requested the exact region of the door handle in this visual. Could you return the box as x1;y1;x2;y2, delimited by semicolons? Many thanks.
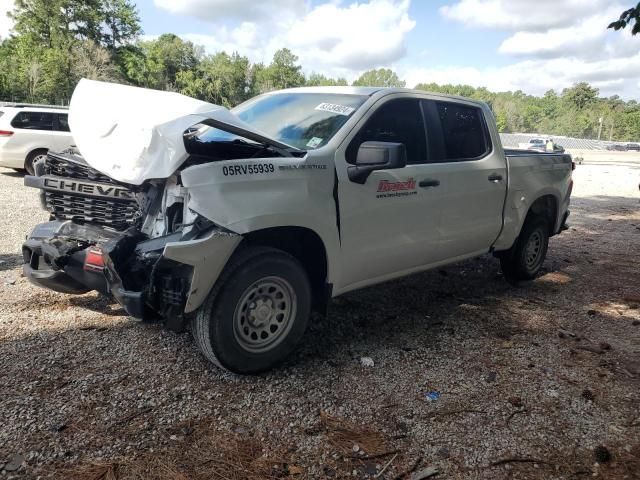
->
488;174;503;182
419;179;440;188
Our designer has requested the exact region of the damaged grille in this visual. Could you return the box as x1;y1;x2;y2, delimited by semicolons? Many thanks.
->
45;192;138;230
39;154;139;231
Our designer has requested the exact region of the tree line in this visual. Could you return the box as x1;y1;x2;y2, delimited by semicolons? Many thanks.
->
1;0;638;142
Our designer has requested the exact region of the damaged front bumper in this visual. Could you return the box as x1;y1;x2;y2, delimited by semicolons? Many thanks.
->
22;220;241;322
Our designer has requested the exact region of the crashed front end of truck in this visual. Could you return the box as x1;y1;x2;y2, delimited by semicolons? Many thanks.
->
21;79;298;328
23;152;240;326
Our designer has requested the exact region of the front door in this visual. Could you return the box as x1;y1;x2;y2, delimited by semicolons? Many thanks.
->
335;97;445;291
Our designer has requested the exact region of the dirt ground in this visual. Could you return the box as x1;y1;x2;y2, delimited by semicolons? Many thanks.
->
0;153;639;480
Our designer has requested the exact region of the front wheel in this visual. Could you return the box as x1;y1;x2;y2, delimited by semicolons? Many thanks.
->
192;246;311;374
499;217;549;281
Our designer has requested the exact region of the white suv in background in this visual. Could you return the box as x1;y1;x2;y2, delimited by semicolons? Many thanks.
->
0;104;74;174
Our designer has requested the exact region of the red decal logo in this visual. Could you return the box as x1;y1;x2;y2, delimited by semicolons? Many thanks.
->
377;178;416;192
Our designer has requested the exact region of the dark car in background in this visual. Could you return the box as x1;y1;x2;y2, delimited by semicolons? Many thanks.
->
606;143;627;151
626;143;640;151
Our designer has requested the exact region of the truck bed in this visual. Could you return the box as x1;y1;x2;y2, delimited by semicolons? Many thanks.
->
491;149;572;251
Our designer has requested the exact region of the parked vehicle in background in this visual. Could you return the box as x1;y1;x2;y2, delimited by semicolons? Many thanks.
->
518;137;565;153
626;143;640;151
22;80;573;373
606;143;627;151
518;138;546;150
0;104;74;174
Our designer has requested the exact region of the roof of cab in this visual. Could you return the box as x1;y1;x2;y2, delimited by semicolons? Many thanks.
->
266;86;383;96
262;86;489;108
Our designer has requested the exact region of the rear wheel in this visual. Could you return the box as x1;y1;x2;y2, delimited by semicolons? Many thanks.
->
499;217;549;281
192;246;311;374
25;149;48;175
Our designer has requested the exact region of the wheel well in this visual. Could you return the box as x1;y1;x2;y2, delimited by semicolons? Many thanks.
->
242;227;330;312
26;148;48;162
526;195;557;233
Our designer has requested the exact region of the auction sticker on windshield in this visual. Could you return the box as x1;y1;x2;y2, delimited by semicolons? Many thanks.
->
306;137;323;148
315;103;355;116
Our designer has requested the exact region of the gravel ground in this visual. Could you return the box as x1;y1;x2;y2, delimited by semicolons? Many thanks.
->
0;156;639;480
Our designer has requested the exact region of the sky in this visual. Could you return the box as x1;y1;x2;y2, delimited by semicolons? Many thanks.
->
1;0;639;99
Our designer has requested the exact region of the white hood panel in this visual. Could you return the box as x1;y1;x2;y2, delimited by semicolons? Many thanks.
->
68;79;293;185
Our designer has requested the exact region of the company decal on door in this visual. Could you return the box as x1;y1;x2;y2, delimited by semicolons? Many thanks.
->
376;178;417;199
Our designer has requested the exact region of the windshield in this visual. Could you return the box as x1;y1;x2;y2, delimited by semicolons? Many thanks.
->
196;93;367;150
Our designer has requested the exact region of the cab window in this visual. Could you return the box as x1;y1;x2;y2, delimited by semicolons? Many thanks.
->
422;101;491;161
346;98;427;165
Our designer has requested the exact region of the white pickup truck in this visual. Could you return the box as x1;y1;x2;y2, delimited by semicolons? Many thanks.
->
22;80;573;373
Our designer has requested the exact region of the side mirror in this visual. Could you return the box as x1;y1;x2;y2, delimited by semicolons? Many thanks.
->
348;141;407;184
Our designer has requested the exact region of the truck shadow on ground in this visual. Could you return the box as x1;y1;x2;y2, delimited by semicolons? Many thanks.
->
0;169;24;178
291;193;639;370
68;294;127;316
0;253;23;271
294;255;555;368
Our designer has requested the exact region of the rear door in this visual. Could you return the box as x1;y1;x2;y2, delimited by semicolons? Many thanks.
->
421;100;507;258
335;96;445;290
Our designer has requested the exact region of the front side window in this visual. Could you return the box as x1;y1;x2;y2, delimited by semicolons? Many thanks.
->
11;111;54;131
427;101;490;161
346;98;427;164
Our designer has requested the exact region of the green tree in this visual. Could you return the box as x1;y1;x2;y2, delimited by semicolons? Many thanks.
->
101;0;141;49
495;111;507;132
129;34;201;90
256;48;305;92
10;0;139;49
176;52;252;107
562;82;599;110
5;0;141;103
72;40;122;82
353;68;405;88
306;73;348;87
609;3;640;35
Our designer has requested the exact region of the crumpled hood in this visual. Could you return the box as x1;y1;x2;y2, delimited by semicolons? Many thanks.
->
69;79;297;185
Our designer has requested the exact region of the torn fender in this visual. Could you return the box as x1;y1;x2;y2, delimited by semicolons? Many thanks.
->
68;79;299;185
178;155;341;288
162;230;242;313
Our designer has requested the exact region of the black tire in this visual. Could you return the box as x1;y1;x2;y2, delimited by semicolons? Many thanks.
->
192;246;311;374
499;216;549;281
25;149;48;175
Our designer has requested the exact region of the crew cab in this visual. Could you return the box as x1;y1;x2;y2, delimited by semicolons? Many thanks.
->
22;80;572;373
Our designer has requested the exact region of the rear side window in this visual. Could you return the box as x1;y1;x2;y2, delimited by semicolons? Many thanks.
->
56;114;70;132
0;111;4;118
346;98;427;165
11;111;54;131
423;101;490;162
